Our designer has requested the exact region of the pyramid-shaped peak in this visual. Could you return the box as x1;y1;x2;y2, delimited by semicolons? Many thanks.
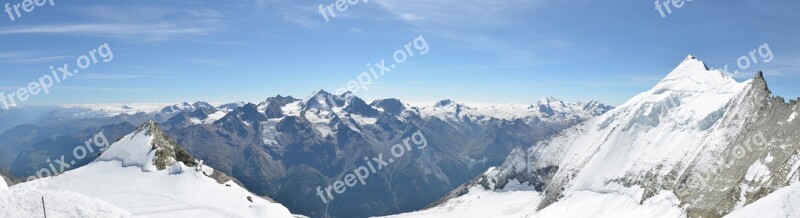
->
654;55;742;91
311;89;333;97
97;120;197;172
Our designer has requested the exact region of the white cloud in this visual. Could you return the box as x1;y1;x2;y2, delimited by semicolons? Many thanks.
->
372;0;543;28
0;5;224;41
0;51;70;63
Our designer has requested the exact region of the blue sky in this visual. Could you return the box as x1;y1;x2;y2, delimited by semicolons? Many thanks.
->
0;0;798;106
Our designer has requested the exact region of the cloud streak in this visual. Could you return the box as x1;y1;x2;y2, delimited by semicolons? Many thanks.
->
0;5;224;41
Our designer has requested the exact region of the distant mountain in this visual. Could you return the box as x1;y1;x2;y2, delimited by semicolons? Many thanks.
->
0;121;297;217
393;56;800;217
0;92;611;218
163;90;610;217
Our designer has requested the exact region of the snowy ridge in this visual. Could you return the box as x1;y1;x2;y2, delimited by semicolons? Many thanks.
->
2;121;298;218
96;120;198;172
510;55;748;200
252;90;610;144
406;98;611;124
390;55;800;218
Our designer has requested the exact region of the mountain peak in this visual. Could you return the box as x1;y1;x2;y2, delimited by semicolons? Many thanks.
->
537;97;563;105
434;99;455;107
97;120;197;172
653;55;742;94
311;89;332;97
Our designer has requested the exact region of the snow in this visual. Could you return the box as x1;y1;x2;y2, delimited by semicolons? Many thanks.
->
744;160;770;181
0;176;7;190
352;114;378;126
535;190;684;218
190;111;228;125
406;98;604;124
95;127;159;172
384;180;542;218
26;161;295;218
726;183;800;218
765;152;775;163
789;111;797;122
281;101;303;116
393;56;756;218
3;123;297;218
205;111;228;123
261;119;282;146
0;188;132;218
385;181;685;218
522;55;748;194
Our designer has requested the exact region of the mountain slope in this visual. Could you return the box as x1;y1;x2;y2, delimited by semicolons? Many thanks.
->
156;90;610;217
391;55;800;218
0;189;132;217
0;91;611;218
2;121;297;218
165;90;611;218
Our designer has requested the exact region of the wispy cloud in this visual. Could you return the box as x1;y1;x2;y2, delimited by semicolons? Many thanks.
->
0;24;212;40
76;71;176;81
372;0;543;28
0;51;70;63
0;5;224;41
182;58;227;66
369;0;562;62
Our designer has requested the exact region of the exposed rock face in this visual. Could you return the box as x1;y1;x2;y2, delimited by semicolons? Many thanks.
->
136;121;198;170
165;91;611;218
0;90;611;218
675;73;800;217
449;58;800;218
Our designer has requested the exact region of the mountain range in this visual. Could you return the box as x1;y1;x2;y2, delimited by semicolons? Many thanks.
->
389;56;800;218
0;91;611;217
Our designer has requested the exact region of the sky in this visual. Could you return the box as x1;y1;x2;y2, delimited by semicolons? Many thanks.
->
0;0;798;106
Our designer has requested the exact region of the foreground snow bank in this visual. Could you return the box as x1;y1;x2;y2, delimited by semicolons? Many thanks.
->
535;190;685;218
32;161;295;218
725;183;800;218
0;176;7;191
0;189;132;217
384;181;685;218
383;181;542;218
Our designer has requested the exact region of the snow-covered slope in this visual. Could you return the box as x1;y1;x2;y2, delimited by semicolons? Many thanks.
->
3;121;297;218
390;55;800;218
725;182;800;218
387;181;684;218
0;189;132;217
0;175;7;190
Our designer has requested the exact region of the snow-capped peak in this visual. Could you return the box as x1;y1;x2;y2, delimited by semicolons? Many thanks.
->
536;97;564;105
654;55;739;93
96;120;198;172
301;89;363;112
434;99;456;107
